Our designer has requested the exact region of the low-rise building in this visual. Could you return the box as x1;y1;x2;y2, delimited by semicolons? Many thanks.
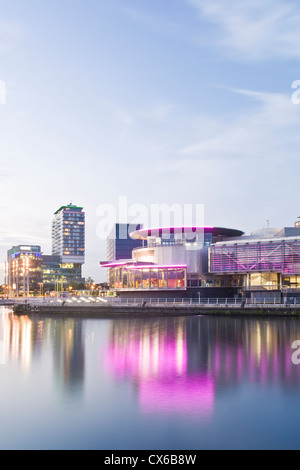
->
210;225;300;299
100;219;300;300
100;225;244;298
7;245;42;296
42;255;85;292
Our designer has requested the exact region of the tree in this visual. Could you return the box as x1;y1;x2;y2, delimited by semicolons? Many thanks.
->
66;281;85;291
85;277;94;289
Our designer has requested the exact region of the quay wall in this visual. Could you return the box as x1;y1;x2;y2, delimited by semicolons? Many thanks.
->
11;302;300;317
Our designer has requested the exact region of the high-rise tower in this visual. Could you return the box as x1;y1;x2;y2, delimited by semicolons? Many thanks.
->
52;204;85;264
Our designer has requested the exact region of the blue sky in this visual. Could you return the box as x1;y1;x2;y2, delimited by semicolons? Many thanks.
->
0;0;300;281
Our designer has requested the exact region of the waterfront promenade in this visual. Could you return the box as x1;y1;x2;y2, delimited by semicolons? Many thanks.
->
3;295;300;317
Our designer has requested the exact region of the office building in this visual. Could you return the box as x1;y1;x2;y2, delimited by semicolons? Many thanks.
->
51;203;85;286
52;204;85;264
5;204;86;295
107;223;143;262
42;255;85;292
7;245;42;296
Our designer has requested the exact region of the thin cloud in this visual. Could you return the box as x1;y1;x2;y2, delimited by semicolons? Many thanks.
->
0;18;24;53
180;88;300;160
120;5;184;38
91;90;300;169
187;0;300;60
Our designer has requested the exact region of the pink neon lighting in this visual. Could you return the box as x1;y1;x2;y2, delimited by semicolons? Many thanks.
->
99;261;130;268
100;261;187;269
210;238;300;275
125;264;187;270
129;226;214;238
129;226;244;241
133;226;214;231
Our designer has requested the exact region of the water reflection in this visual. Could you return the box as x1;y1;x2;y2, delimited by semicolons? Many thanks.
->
105;316;300;417
1;311;35;368
2;310;300;420
1;310;84;397
105;317;214;417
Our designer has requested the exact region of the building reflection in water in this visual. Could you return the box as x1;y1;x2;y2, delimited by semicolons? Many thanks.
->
105;316;300;417
0;310;84;398
1;311;35;369
105;318;215;418
2;309;300;417
51;318;84;397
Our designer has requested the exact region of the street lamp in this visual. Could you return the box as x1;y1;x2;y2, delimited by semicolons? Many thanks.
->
38;282;43;297
23;256;29;297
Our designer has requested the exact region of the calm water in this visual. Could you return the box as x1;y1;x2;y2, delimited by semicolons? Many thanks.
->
1;306;300;450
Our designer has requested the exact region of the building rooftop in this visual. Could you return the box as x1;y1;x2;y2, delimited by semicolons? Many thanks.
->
129;226;244;240
54;204;83;215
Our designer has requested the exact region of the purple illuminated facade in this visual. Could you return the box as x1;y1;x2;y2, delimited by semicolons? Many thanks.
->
100;219;300;296
101;261;187;290
100;225;243;294
210;224;300;291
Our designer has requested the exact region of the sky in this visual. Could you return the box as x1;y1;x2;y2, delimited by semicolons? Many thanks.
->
0;0;300;282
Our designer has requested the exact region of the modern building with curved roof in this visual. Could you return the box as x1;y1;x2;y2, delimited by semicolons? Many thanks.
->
129;226;244;241
101;218;300;300
100;225;244;296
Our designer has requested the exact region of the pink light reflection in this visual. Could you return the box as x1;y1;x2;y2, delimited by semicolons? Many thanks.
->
105;336;187;379
139;376;214;418
104;331;214;418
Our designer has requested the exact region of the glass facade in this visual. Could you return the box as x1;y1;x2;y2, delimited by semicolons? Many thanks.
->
210;238;300;275
42;255;84;291
52;204;85;263
210;237;300;290
7;245;43;296
102;226;244;291
107;224;143;261
283;275;300;288
108;265;187;291
102;224;300;293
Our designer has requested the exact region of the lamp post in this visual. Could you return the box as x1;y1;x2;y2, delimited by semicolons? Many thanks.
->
23;257;26;296
38;282;43;297
12;260;15;297
26;256;29;297
23;256;29;297
16;259;19;296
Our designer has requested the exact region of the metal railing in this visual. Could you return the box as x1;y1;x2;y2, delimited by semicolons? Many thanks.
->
3;295;300;308
109;297;300;306
109;296;240;305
